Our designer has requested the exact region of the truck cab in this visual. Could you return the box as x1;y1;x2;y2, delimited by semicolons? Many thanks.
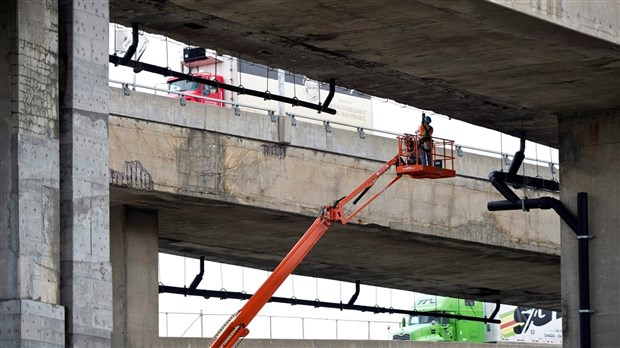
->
392;296;485;343
167;72;225;106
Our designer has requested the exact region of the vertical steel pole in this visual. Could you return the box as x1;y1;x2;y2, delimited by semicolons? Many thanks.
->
200;310;204;338
335;319;338;339
577;192;591;348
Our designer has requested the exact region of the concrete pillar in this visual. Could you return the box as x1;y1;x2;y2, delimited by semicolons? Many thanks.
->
58;0;112;346
111;206;160;347
0;0;65;346
559;110;620;347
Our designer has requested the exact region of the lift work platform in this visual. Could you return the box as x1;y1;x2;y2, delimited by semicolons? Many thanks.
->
210;133;456;348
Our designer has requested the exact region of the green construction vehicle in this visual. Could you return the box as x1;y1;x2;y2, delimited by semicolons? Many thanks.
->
391;294;562;344
392;295;486;342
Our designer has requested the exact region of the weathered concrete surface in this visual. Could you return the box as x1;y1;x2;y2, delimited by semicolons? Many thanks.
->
0;0;65;346
109;88;561;309
490;0;619;45
109;0;620;149
111;206;159;348
58;0;113;346
559;110;620;347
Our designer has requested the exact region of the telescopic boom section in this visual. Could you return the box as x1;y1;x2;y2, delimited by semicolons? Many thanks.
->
209;156;401;348
210;134;455;348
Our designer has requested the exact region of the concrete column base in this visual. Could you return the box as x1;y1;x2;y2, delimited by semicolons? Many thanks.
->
0;299;65;347
111;206;159;347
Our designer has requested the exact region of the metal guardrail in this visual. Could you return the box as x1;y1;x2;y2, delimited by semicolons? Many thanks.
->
108;79;559;175
159;311;398;340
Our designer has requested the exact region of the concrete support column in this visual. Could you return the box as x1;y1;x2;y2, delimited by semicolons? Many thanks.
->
58;0;112;346
559;110;620;347
0;0;65;346
111;206;159;347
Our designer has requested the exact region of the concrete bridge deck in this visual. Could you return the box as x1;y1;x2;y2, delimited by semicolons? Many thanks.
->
109;87;560;310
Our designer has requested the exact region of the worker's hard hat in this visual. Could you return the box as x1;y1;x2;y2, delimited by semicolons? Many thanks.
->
424;116;432;123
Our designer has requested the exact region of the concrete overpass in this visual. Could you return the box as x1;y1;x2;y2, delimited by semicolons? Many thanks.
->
1;0;618;347
106;88;560;346
109;86;560;298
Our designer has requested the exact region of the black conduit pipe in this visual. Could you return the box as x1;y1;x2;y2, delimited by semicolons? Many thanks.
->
507;131;526;176
578;193;591;348
158;284;500;324
488;301;500;321
119;23;139;65
486;131;591;346
488;197;579;234
321;79;336;111
488;193;592;346
347;280;361;305
109;55;337;115
489;172;520;203
188;256;205;291
490;171;559;193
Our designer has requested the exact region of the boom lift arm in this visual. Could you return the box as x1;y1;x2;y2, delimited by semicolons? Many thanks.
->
210;134;455;348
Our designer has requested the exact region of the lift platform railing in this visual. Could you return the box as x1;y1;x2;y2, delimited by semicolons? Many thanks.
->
396;134;456;179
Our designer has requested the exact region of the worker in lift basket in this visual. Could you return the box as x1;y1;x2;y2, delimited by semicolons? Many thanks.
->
417;115;433;165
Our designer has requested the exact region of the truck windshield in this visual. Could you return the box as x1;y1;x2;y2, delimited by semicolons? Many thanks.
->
410;315;450;325
168;79;200;92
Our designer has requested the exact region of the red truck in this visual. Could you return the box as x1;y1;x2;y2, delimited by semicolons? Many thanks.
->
167;72;225;107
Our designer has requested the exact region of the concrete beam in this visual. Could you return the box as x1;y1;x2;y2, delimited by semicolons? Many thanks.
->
109;89;561;309
108;0;620;148
489;0;619;45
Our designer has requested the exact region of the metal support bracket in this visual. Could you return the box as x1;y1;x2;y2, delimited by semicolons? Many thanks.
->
456;145;463;157
357;127;365;139
324;120;332;133
268;110;277;122
550;162;557;174
503;153;511;166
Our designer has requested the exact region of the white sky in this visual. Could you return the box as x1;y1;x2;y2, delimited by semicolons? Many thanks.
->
109;24;560;340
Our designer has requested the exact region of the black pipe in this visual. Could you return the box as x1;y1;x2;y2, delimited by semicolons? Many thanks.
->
507;131;526;176
347;280;361;305
119;23;139;65
188;256;205;291
578;192;591;348
490;171;559;195
487;132;590;347
158;285;500;324
488;301;500;321
489;172;520;203
109;55;337;115
507;173;559;192
487;197;579;234
322;79;336;110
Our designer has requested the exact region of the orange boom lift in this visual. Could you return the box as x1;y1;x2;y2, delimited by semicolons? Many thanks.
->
210;134;456;347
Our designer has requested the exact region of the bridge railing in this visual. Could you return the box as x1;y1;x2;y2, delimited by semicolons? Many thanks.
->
109;80;559;178
159;311;397;340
